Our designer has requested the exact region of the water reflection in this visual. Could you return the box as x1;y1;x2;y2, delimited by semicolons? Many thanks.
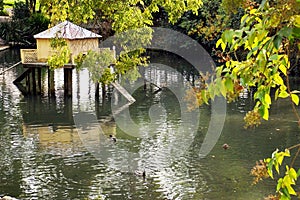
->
1;49;300;199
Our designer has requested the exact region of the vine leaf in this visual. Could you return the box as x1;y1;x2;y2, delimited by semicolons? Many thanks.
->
291;94;299;105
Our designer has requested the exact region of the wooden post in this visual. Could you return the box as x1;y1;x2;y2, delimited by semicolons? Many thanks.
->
48;68;55;96
32;68;36;94
47;68;50;95
102;83;106;99
68;69;72;97
64;68;67;95
95;82;99;98
64;68;72;97
26;68;31;94
37;68;42;94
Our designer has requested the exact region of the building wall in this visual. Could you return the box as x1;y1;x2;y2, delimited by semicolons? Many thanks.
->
36;38;99;63
36;39;52;62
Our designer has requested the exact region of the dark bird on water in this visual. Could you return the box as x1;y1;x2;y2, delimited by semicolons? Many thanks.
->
222;143;230;150
109;135;116;142
135;170;146;179
48;123;58;133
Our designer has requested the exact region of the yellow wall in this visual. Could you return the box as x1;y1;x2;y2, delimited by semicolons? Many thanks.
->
36;38;99;63
36;39;52;62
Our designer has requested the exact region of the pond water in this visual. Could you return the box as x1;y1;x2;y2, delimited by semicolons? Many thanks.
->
0;48;300;200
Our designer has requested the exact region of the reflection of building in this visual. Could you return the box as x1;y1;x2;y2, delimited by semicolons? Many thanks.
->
22;122;116;155
20;96;116;154
23;124;81;148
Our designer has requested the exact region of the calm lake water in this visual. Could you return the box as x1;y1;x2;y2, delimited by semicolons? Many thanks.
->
0;48;300;200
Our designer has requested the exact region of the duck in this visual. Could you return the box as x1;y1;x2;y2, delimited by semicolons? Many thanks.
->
48;123;58;133
222;143;230;150
109;134;116;142
135;169;146;179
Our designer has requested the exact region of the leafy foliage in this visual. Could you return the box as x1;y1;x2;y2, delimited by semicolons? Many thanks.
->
174;0;246;52
41;0;203;28
0;1;49;46
0;12;49;46
73;52;85;69
47;38;71;69
81;50;116;84
252;148;300;200
221;0;245;14
189;0;300;123
13;1;30;20
39;0;204;84
183;0;299;199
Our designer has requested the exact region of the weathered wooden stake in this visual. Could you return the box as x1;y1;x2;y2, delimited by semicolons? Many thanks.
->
37;68;42;94
26;68;31;94
48;68;55;96
102;84;106;98
32;68;36;94
64;68;72;97
95;82;99;98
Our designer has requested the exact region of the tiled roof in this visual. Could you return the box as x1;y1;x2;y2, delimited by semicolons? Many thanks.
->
34;21;102;39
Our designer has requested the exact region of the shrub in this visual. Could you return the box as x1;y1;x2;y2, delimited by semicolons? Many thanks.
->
13;2;30;20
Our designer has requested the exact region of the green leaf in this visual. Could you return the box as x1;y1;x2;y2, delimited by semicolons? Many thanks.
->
277;178;283;191
288;167;297;181
216;39;223;48
240;14;249;25
208;84;215;99
265;158;274;178
224;29;235;44
279;64;287;76
291;94;299;105
292;27;300;38
276;153;285;166
264;93;271;105
278;91;289;98
286;184;296;196
220;79;227;97
284;149;290;157
224;78;234;92
274;161;279;174
275;88;279;100
282;187;291;199
263;106;269;120
279;27;292;38
221;42;226;51
273;35;282;49
269;54;278;61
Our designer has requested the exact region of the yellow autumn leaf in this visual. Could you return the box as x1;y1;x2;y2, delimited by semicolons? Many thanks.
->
293;15;300;28
265;93;271;105
291;94;299;105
